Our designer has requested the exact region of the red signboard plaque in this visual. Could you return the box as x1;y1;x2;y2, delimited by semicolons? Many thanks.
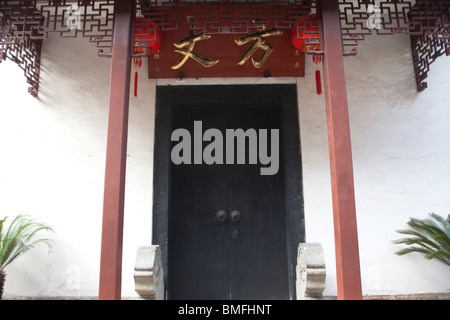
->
146;6;305;79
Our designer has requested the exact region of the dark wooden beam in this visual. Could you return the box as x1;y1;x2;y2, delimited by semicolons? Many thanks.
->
318;0;362;300
98;0;133;300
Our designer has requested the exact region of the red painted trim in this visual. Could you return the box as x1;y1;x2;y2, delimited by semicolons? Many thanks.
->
99;0;133;300
319;0;362;300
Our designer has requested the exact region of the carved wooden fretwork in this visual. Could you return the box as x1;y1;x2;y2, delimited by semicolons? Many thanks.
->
1;0;448;95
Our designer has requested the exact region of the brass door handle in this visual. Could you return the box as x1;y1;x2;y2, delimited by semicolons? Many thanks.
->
230;210;240;223
216;210;227;222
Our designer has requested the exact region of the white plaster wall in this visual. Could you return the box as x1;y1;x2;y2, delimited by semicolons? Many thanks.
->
0;31;449;298
297;34;450;297
0;34;154;298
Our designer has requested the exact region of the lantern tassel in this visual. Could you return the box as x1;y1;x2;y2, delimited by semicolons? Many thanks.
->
134;70;138;98
133;57;142;98
315;69;322;95
313;55;322;96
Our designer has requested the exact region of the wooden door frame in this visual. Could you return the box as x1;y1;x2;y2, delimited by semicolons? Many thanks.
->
152;84;305;299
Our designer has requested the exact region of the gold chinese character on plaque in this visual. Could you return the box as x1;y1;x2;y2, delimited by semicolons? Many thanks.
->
235;18;283;68
171;16;220;70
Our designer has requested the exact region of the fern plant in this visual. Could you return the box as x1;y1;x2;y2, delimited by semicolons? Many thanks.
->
0;214;54;300
393;213;450;266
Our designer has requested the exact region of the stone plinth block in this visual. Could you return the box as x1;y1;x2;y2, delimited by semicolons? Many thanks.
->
296;243;326;299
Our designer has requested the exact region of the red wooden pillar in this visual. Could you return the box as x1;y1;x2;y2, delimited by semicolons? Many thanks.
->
318;0;363;300
98;0;133;300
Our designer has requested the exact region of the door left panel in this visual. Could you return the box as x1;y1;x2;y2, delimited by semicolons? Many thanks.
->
169;104;229;300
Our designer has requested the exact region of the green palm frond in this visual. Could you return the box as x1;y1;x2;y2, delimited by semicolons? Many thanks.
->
0;214;54;269
393;213;450;266
0;217;6;244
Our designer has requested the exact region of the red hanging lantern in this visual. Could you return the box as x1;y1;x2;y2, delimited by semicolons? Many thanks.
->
291;15;322;95
291;14;319;53
133;17;162;97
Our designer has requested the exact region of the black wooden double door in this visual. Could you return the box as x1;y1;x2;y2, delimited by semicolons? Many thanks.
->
168;93;290;300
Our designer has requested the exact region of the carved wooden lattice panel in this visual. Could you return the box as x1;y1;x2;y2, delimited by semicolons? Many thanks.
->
138;0;314;34
0;0;115;95
337;0;449;90
0;0;114;54
1;0;449;95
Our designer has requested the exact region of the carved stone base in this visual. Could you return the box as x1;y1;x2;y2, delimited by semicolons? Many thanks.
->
136;243;324;300
296;243;326;300
134;245;164;299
